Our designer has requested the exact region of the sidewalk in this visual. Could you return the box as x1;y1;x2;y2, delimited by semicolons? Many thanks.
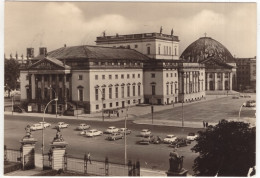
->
4;95;229;128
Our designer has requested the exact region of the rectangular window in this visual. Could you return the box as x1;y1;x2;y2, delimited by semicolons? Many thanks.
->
138;74;140;78
116;102;119;106
167;85;169;95
147;46;150;55
132;74;135;78
158;46;160;55
95;75;98;80
152;85;156;95
115;75;118;79
127;86;130;97
135;44;138;48
175;73;177;77
166;73;169;77
133;86;135;96
95;88;99;100
110;103;112;108
166;46;168;55
26;75;29;80
79;89;83;101
121;74;124;79
121;86;124;98
102;75;105;79
127;74;130;79
78;75;83;80
171;73;173;77
169;47;171;55
109;88;112;99
128;100;130;105
138;85;141;96
115;87;118;98
109;75;112;79
103;103;106;109
96;105;99;110
175;84;177;94
151;73;155;78
175;48;177;55
171;84;173;94
102;88;105;99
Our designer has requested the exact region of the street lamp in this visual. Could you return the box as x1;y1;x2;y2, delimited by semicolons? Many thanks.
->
238;103;245;120
124;103;128;166
48;85;58;119
42;98;58;170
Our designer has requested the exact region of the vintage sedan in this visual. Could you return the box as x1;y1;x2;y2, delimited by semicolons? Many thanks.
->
119;128;131;135
140;129;152;137
30;124;43;131
163;135;177;144
76;123;91;130
187;132;198;141
170;138;190;148
39;122;51;128
104;126;119;134
85;129;103;137
57;122;69;128
107;133;124;141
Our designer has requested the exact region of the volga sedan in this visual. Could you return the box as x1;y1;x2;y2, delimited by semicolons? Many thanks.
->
140;129;152;137
104;126;119;134
187;132;198;141
163;135;177;144
76;123;91;130
57;122;69;128
39;122;51;128
119;128;131;135
30;124;43;131
85;129;103;137
107;133;124;141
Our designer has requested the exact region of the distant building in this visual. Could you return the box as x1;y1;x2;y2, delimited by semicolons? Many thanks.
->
235;57;256;91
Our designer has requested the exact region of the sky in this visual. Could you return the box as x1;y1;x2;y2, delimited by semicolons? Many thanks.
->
4;2;257;58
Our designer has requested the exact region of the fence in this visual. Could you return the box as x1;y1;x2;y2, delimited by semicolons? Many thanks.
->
64;153;139;176
5;145;22;163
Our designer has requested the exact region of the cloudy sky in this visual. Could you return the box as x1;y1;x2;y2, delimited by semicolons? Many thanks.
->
4;2;257;58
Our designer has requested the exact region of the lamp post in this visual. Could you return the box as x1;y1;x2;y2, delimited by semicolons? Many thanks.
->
124;103;128;166
48;85;57;119
238;103;245;120
42;98;58;170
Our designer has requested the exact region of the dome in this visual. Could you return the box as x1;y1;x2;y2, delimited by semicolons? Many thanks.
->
180;37;235;64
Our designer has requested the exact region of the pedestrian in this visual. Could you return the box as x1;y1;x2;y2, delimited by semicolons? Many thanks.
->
203;120;205;128
87;152;92;164
206;122;208;127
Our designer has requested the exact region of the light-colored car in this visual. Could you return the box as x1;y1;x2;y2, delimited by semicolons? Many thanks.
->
105;126;119;134
187;132;198;141
39;122;51;128
243;100;256;107
57;122;69;128
140;129;152;137
85;129;103;137
163;135;177;144
30;123;43;131
76;123;91;130
119;128;131;135
107;132;124;141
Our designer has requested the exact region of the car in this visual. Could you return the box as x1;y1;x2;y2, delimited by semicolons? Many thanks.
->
140;129;152;137
85;129;103;137
187;132;198;141
163;135;177;144
30;123;43;131
244;95;251;98
105;126;119;134
57;122;69;128
170;138;190;148
232;96;239;99
76;123;91;130
39;122;51;128
243;100;256;107
137;136;152;145
119;128;131;135
107;132;124;141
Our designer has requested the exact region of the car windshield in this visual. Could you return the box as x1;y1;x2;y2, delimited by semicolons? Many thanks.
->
188;133;195;136
167;135;174;138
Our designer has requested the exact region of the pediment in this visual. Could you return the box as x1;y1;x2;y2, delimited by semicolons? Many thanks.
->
28;57;70;70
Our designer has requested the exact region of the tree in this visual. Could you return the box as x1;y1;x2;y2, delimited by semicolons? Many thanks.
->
191;120;255;176
4;58;20;90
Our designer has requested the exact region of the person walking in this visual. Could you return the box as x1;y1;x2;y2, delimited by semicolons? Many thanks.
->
206;122;208;127
203;120;206;128
87;152;92;164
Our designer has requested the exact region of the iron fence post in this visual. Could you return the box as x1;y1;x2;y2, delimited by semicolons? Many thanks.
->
136;161;140;176
105;157;109;176
84;153;87;174
128;160;132;176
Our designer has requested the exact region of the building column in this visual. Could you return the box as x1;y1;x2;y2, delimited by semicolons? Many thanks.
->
184;72;186;94
187;72;189;94
229;72;233;90
214;73;217;90
63;74;67;110
49;75;52;99
41;75;44;100
31;74;35;99
35;75;38;99
56;74;59;100
222;73;225;90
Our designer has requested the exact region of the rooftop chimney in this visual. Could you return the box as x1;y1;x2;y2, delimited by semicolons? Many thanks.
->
39;47;47;56
27;48;34;58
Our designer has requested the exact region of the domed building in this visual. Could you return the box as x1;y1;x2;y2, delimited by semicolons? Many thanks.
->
181;36;237;92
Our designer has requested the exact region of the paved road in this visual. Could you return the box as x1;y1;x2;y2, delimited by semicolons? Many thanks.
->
5;115;200;174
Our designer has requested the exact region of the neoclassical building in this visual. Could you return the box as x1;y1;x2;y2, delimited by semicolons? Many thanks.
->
180;36;236;92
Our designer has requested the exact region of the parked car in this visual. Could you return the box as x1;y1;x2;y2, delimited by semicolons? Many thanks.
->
39;122;51;128
163;135;177;144
76;123;91;130
170;138;190;148
243;100;256;107
30;123;43;131
140;129;152;137
137;136;152;145
107;132;124;141
85;129;103;137
119;128;131;135
187;132;198;141
57;122;69;128
105;126;119;134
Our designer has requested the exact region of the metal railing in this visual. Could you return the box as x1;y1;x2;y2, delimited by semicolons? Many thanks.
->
5;146;22;163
